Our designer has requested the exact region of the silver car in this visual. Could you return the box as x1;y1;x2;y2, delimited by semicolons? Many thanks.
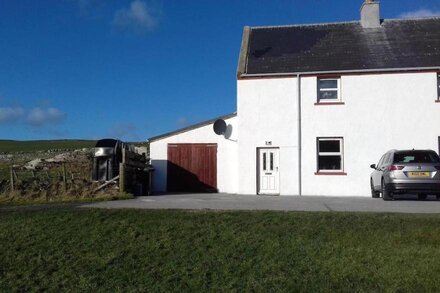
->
370;149;440;201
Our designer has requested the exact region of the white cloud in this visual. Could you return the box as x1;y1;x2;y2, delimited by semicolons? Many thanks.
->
0;101;66;130
0;107;25;124
113;0;158;33
399;9;440;19
26;107;66;127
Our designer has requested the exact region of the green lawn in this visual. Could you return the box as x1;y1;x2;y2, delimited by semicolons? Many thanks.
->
1;209;440;291
0;140;96;153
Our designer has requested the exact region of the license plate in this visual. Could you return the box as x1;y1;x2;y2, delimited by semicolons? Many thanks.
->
408;172;430;177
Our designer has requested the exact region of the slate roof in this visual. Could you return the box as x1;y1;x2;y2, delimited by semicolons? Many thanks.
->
239;18;440;75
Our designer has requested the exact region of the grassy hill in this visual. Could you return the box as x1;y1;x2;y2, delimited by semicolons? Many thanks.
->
0;140;97;153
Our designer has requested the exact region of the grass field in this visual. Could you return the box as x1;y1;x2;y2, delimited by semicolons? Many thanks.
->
1;209;440;291
0;140;96;153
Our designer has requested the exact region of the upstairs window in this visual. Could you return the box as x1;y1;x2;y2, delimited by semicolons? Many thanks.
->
316;137;344;172
317;77;341;103
317;76;342;104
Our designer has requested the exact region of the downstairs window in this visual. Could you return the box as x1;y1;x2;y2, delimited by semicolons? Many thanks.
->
317;137;344;172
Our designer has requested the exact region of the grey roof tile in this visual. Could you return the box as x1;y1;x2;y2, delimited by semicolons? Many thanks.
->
243;18;440;74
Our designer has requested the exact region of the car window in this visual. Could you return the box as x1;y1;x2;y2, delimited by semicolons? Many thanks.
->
386;153;394;164
382;153;391;166
377;154;385;167
393;151;440;163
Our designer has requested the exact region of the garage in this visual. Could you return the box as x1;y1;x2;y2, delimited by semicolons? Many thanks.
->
149;113;237;194
167;143;217;192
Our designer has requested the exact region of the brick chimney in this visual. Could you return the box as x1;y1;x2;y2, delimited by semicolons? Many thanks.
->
360;0;381;28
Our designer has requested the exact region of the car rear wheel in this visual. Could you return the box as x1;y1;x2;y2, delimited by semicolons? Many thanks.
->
382;179;393;201
371;180;380;198
418;194;427;200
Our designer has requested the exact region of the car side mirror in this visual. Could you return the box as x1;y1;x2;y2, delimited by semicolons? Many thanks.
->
370;164;376;169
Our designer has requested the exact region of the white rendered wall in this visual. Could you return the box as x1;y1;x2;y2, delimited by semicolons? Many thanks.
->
301;72;440;196
152;72;439;197
237;72;440;196
150;116;238;194
237;78;299;195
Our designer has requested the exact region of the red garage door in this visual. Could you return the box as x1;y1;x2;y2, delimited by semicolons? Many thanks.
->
167;143;217;193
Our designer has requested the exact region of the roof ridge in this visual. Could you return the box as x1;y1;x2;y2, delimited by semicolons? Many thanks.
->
249;17;440;30
384;16;440;22
249;20;359;30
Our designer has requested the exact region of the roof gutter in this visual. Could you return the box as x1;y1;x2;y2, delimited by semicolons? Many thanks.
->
239;66;440;78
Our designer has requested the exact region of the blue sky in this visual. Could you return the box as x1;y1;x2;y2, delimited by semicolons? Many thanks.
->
1;0;439;141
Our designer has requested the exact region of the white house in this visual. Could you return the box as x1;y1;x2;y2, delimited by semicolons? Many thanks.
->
150;0;440;196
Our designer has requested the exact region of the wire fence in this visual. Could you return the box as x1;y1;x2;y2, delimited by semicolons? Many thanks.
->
1;163;95;195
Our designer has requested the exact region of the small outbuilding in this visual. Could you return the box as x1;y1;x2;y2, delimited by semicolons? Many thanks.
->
149;113;237;193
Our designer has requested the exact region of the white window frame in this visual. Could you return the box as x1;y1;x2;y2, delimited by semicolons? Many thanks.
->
437;73;440;101
317;137;344;172
317;77;341;103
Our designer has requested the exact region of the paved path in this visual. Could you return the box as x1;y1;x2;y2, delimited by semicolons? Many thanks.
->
82;193;440;214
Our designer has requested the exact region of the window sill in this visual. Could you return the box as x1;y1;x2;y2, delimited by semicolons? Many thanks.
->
315;172;347;176
314;102;345;106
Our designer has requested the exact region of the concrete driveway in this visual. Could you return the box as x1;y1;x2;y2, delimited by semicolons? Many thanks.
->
82;193;440;213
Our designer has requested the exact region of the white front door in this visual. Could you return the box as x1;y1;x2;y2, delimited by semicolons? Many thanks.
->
258;148;280;195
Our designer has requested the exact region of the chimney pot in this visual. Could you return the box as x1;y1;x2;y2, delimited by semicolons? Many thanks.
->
360;0;381;28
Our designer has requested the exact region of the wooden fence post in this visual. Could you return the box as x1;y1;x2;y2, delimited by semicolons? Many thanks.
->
119;163;125;193
10;166;14;192
62;164;67;192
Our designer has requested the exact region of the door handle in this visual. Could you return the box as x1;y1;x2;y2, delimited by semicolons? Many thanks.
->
265;173;272;175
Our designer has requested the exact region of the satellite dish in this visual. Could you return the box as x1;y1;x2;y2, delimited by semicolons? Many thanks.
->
213;119;227;135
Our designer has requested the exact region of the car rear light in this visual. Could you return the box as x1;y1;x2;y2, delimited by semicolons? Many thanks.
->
389;165;404;171
435;166;440;171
